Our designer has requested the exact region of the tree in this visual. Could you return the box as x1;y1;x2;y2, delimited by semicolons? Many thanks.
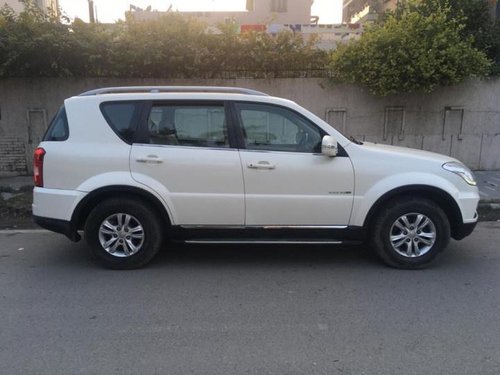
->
329;1;491;96
392;0;500;74
0;1;79;77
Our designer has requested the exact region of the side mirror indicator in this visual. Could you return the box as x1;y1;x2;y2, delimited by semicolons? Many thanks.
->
321;136;338;157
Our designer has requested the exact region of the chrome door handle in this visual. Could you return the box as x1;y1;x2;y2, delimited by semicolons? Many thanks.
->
136;155;163;164
247;161;276;170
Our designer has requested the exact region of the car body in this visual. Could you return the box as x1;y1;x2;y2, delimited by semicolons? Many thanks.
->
33;86;479;269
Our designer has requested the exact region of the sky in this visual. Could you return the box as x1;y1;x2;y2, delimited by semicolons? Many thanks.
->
58;0;342;24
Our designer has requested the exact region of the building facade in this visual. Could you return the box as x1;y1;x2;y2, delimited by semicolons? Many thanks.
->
489;0;500;18
344;0;500;23
342;0;398;23
2;0;59;15
129;0;312;25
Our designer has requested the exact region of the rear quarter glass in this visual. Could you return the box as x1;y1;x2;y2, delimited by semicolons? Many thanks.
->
43;106;69;141
100;101;143;143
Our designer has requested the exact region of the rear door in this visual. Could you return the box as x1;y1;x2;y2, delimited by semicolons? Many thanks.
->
129;100;244;225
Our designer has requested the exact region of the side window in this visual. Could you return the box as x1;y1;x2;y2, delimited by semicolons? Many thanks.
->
235;103;324;153
43;106;68;141
101;102;142;143
147;104;228;148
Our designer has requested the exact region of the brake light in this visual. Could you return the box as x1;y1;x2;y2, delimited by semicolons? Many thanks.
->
33;147;46;187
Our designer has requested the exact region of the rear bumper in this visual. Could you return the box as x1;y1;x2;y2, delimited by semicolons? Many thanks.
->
33;215;81;242
32;187;85;221
32;187;85;241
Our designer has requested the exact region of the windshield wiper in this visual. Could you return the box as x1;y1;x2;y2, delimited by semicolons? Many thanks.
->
349;136;363;145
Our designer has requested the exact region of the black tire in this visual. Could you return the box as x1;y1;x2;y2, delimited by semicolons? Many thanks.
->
370;197;450;269
84;198;164;269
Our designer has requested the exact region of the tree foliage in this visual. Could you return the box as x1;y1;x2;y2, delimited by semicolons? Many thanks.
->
393;0;500;74
0;1;328;78
329;0;492;96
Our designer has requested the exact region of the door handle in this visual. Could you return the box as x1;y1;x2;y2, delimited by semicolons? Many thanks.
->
247;161;276;170
136;155;163;164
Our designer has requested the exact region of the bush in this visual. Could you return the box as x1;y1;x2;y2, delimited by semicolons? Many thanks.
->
329;1;491;95
392;0;500;75
0;2;328;78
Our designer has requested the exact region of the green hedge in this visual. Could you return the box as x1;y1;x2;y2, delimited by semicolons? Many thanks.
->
1;0;499;96
0;3;328;78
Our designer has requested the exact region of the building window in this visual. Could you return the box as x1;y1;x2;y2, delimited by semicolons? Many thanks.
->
270;0;287;13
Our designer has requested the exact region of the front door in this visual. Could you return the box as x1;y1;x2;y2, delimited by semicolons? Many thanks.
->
234;102;354;226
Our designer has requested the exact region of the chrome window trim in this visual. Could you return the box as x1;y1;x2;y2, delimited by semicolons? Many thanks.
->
132;143;238;152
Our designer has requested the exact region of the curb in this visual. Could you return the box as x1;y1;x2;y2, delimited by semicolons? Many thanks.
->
477;201;500;222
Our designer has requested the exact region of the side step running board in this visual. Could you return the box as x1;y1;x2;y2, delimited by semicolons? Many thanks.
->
184;239;344;245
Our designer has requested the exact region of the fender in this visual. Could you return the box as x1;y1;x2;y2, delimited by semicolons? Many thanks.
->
71;185;174;232
350;172;463;227
360;184;463;238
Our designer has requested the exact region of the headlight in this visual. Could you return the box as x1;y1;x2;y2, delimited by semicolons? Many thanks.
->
442;162;477;186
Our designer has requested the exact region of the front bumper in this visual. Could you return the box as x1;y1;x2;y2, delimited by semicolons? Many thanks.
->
451;220;477;241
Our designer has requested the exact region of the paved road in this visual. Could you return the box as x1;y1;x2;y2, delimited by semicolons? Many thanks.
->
475;171;500;200
1;224;499;375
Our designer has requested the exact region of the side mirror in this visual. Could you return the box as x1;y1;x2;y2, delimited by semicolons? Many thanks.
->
321;135;338;157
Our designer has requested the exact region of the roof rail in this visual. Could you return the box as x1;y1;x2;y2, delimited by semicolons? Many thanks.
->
79;86;268;96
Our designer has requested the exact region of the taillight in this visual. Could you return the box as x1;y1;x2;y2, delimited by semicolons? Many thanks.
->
33;147;46;187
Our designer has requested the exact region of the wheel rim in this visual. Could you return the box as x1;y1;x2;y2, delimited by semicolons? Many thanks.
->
389;213;436;258
98;213;145;258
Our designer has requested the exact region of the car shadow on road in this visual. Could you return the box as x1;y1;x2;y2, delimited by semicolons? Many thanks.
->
56;239;466;271
148;242;382;270
14;234;381;271
34;234;464;271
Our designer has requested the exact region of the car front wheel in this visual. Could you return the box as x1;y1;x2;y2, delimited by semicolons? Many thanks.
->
371;197;451;269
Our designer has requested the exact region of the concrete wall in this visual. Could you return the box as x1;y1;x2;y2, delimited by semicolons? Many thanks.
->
0;77;499;176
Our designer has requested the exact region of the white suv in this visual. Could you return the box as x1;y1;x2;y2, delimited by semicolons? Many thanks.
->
32;86;479;269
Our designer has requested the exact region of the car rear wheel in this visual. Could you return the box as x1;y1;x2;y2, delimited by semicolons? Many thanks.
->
370;197;450;269
85;198;163;269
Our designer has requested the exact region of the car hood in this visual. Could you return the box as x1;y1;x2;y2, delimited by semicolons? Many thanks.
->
358;141;458;165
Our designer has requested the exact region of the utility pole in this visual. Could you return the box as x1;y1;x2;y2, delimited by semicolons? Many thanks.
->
88;0;95;23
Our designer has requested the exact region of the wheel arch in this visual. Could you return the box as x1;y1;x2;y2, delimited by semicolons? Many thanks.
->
71;185;172;232
363;185;463;240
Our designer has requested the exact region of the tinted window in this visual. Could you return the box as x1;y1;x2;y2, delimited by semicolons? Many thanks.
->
148;104;228;148
101;102;142;143
43;106;68;141
235;103;323;153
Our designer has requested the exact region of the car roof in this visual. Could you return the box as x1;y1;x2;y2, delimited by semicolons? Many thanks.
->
70;87;297;108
